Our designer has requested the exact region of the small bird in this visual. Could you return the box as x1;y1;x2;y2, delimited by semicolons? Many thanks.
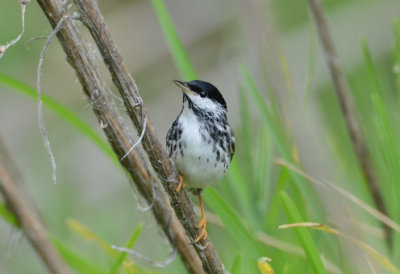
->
166;80;235;242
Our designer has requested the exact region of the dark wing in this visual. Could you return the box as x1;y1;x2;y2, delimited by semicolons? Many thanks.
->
227;123;235;161
166;120;179;158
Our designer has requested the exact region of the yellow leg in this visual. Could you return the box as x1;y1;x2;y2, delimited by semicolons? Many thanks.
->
194;194;207;242
175;174;185;192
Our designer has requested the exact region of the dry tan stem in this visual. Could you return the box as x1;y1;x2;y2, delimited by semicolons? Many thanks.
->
307;0;390;245
71;0;224;272
0;137;70;274
34;0;209;272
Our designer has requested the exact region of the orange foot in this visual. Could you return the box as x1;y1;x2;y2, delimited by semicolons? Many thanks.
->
194;194;208;242
175;174;185;192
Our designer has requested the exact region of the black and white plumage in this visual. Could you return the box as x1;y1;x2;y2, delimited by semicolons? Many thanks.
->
166;80;235;193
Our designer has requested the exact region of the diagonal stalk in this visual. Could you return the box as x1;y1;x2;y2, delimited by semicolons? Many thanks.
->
71;0;224;272
0;136;70;274
35;0;224;272
307;0;390;245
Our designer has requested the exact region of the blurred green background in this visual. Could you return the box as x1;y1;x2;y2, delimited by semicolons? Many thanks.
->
1;0;400;273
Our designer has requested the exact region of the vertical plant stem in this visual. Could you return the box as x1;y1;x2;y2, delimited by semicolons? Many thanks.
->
307;0;390;245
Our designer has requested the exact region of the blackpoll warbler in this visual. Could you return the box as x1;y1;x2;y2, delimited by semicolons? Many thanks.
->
166;80;235;242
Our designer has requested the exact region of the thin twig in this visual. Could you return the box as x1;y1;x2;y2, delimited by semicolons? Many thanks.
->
112;243;177;268
121;110;148;161
307;0;390;245
36;14;81;185
24;35;49;50
36;15;68;184
35;0;204;272
0;136;70;274
35;15;77;184
72;1;224;272
0;1;29;58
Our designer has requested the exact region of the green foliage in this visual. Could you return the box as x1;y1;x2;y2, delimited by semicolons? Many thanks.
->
204;188;267;260
0;74;120;168
0;202;18;227
361;39;400;263
240;66;289;158
150;1;400;272
151;0;197;81
393;18;400;92
305;26;317;100
1;1;400;273
241;65;323;221
110;224;143;274
280;192;328;274
0;76;148;272
0;204;109;274
231;253;243;274
50;236;108;274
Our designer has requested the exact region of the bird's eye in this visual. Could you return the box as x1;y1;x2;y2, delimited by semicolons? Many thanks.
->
200;91;206;98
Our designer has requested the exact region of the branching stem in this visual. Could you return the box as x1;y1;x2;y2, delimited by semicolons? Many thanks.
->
35;0;223;272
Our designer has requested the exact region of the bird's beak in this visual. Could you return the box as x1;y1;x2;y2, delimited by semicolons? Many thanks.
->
173;80;194;95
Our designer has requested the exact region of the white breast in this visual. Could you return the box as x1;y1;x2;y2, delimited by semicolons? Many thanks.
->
171;106;229;189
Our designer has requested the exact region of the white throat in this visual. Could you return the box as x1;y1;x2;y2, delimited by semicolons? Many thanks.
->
183;93;226;117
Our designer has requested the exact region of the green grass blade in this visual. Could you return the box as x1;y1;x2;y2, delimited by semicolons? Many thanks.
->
231;253;243;274
151;0;197;81
50;235;108;274
362;40;382;95
265;167;289;230
110;223;143;274
226;159;259;227
203;188;266;260
238;85;254;179
0;74;120;168
241;66;321;219
0;202;18;227
240;66;289;159
280;53;294;95
305;26;317;100
0;203;107;273
280;192;328;274
393;17;400;93
254;127;272;213
362;40;400;263
362;40;400;209
0;74;129;272
67;218;118;258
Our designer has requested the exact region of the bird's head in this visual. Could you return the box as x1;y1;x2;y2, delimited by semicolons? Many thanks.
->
173;80;227;114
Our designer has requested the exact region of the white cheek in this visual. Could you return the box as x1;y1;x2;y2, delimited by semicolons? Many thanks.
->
187;93;224;114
